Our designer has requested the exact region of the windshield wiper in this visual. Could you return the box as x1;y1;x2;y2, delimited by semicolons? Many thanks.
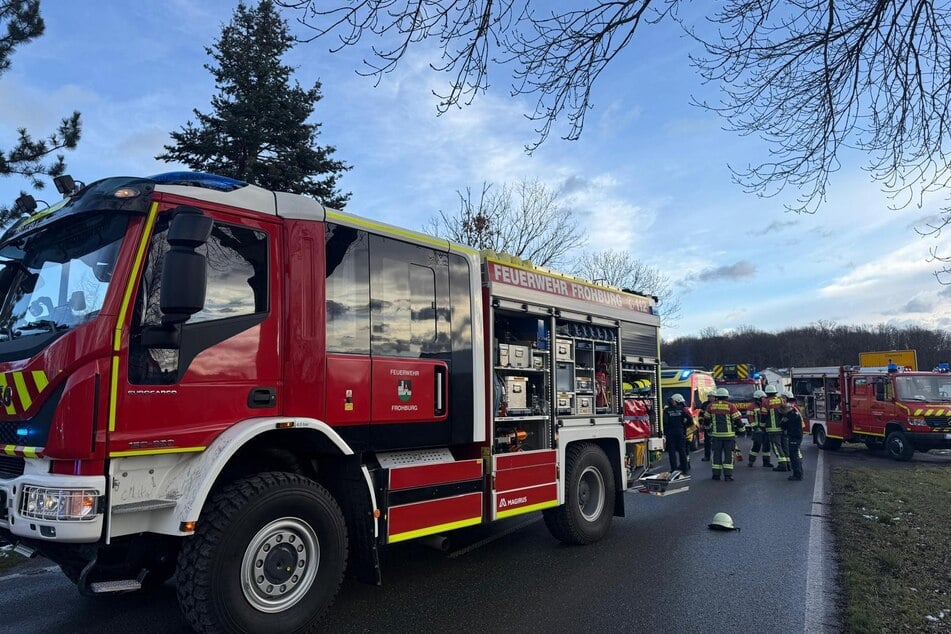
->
14;319;68;334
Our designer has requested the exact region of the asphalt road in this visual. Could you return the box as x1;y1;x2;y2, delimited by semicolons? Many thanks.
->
6;440;943;634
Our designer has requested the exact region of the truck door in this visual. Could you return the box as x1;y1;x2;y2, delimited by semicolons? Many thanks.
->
114;206;280;456
850;378;873;434
869;377;889;435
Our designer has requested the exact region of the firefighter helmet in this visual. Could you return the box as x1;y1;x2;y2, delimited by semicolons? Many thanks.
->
670;393;685;404
708;512;739;531
753;390;766;399
764;385;778;395
782;390;795;400
715;387;730;398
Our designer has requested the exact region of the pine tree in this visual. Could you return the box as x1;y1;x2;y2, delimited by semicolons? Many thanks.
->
1;0;82;223
158;0;349;208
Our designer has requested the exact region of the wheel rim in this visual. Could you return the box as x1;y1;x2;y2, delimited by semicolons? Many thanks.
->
816;427;826;446
889;435;904;456
577;465;605;522
241;517;319;613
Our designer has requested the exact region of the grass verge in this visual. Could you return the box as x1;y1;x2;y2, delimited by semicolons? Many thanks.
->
831;466;951;633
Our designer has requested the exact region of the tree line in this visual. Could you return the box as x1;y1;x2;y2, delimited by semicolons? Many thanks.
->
663;323;951;372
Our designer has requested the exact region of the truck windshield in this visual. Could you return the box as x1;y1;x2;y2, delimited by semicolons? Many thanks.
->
0;212;129;341
725;383;757;401
895;376;951;402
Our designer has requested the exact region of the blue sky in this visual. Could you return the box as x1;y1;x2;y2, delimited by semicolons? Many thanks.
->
1;1;948;338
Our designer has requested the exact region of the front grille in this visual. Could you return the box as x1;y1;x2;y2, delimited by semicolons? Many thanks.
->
0;455;24;479
924;416;951;428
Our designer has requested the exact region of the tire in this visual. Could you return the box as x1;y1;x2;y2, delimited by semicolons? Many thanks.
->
814;426;841;451
885;431;915;461
176;472;348;633
543;443;615;545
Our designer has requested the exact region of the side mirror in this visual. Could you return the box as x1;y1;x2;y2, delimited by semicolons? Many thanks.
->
159;206;213;325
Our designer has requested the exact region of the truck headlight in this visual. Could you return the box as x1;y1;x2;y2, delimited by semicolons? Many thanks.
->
908;417;926;426
20;486;100;521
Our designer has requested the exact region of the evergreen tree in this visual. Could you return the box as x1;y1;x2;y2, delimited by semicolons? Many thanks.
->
158;0;349;208
1;0;82;223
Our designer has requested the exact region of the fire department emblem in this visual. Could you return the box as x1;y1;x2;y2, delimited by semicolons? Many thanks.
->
397;380;412;402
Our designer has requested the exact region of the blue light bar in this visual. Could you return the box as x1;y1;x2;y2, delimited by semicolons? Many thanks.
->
15;427;29;437
149;172;247;192
680;369;693;380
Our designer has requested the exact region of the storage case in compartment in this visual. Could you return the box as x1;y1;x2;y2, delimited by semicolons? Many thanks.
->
504;376;529;410
555;338;573;361
634;470;691;496
576;395;593;415
508;345;531;368
556;395;573;414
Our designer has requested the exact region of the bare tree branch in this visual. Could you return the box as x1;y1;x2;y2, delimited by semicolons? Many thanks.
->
425;178;586;267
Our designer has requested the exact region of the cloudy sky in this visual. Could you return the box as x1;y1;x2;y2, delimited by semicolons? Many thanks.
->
1;1;948;338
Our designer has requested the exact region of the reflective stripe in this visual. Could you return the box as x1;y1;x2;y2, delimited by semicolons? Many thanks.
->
12;372;31;411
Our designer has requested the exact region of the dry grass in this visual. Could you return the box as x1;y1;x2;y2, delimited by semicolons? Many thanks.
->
831;466;951;633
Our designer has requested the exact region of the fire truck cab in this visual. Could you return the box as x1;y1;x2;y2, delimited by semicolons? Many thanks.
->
0;173;662;632
791;365;951;460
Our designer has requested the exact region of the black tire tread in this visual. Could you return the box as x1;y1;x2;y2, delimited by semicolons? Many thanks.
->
543;443;615;546
176;471;347;633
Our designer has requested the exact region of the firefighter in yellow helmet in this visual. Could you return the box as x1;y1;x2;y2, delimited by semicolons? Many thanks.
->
763;385;789;472
708;387;742;481
747;389;771;467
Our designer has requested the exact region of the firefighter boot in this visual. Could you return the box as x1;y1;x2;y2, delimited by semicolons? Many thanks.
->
762;459;772;468
747;456;756;467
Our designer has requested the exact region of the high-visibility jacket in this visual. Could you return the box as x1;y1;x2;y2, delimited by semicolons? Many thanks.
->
762;396;783;432
708;400;741;438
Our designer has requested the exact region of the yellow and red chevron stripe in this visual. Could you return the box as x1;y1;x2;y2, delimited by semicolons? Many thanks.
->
913;408;949;416
0;370;51;416
2;445;44;458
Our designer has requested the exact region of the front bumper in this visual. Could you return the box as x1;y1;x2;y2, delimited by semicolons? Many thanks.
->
906;431;951;449
0;473;105;543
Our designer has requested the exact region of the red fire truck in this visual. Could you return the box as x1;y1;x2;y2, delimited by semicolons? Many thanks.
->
712;363;760;432
790;365;951;460
0;173;662;632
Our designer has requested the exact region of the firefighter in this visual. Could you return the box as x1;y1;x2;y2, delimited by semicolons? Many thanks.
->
746;389;770;466
699;391;716;461
709;387;742;481
662;393;693;473
780;392;804;480
763;384;789;472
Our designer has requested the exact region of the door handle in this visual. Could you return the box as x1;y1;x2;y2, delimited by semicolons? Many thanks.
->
248;387;277;408
434;366;447;416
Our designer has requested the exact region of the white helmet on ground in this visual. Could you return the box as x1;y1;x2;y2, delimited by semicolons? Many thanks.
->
708;512;739;531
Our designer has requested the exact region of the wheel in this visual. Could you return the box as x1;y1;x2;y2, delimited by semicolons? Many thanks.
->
813;426;841;451
543;443;615;545
885;431;915;461
176;472;348;633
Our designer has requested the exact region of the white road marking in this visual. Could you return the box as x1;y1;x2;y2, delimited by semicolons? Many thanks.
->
804;449;835;632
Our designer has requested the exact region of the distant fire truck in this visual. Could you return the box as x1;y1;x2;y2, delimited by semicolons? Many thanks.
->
0;173;662;632
790;365;951;460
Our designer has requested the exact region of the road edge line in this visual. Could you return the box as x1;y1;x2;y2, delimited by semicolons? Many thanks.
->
804;448;834;632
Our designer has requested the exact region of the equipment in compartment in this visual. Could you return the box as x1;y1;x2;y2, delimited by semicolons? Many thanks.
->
555;338;573;361
557;395;573;414
508;345;531;368
498;343;510;367
504;376;529;411
576;395;593;415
